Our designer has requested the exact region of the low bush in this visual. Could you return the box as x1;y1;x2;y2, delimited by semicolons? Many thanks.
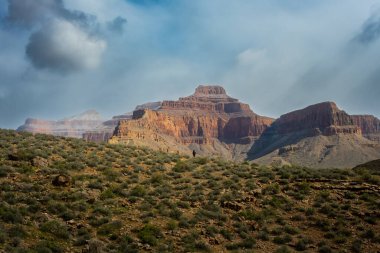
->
40;220;70;239
137;224;162;246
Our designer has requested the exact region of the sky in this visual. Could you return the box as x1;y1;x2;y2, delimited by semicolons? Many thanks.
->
0;0;380;128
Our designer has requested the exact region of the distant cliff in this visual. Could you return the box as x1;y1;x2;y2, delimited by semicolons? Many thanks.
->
82;102;162;142
248;102;380;168
17;110;103;138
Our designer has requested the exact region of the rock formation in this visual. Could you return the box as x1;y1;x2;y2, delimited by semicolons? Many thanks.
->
248;102;380;168
271;102;361;136
351;115;380;141
17;110;103;138
82;102;162;142
16;86;380;168
82;113;132;142
110;85;273;160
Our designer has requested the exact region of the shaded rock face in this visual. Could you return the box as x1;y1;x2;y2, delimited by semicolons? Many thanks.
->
274;102;361;135
17;110;103;138
248;102;380;168
351;115;380;141
111;85;273;160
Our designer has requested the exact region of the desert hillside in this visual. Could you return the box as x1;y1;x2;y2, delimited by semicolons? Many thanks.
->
0;129;379;252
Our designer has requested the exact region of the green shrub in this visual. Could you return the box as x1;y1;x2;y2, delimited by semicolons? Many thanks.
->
305;208;315;216
182;231;210;252
295;238;309;251
137;224;162;246
220;229;233;240
295;182;311;195
173;161;193;173
169;208;182;220
118;235;139;253
284;225;300;235
273;234;292;244
263;183;280;195
361;229;375;239
0;229;5;243
0;166;12;177
351;239;362;253
40;220;70;239
226;236;256;250
275;246;292;253
8;225;27;239
257;230;269;241
32;240;64;253
129;185;147;197
318;245;332;253
97;220;123;238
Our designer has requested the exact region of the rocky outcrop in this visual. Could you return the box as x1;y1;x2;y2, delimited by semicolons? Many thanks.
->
248;102;380;168
272;102;361;135
17;110;103;138
110;85;273;160
82;114;132;142
351;115;380;141
82;102;162;142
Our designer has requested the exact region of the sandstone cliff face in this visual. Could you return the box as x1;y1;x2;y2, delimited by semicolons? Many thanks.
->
17;110;103;138
111;85;274;160
82;114;131;142
82;102;162;142
248;102;380;168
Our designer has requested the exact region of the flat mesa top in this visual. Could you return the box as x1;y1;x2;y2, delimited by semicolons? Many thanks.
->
194;85;227;96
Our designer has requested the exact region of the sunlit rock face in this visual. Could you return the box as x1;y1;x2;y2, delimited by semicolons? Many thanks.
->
110;85;274;160
82;102;162;142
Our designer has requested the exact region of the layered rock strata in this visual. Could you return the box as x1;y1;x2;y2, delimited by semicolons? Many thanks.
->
17;110;103;138
82;102;162;142
110;85;273;160
351;115;380;141
248;102;380;168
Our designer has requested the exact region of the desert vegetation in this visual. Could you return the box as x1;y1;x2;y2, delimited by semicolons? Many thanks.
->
0;129;379;252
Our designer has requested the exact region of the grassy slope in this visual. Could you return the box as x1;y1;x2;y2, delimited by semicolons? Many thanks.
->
0;129;379;253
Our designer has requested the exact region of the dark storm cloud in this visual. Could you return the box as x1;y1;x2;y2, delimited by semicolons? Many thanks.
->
354;11;380;44
25;20;106;73
107;16;127;34
5;0;97;28
5;0;65;27
4;0;129;73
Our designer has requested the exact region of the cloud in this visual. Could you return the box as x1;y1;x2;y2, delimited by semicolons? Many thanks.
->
237;48;267;66
5;0;64;27
354;11;380;44
0;0;380;129
4;0;125;73
0;86;8;99
26;19;106;72
107;16;127;34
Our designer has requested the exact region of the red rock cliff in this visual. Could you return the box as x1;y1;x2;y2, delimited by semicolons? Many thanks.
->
351;115;380;141
111;85;274;156
274;102;361;135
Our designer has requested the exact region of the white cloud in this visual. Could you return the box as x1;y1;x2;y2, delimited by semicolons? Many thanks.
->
26;19;107;72
237;48;267;66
